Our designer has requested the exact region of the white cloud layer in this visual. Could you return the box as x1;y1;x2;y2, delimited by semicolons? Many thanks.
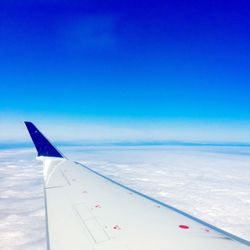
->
0;145;250;249
0;149;45;250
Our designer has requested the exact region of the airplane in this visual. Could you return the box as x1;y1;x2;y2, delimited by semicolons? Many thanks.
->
24;121;250;250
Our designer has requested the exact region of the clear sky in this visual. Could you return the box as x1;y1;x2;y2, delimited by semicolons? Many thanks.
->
0;0;250;143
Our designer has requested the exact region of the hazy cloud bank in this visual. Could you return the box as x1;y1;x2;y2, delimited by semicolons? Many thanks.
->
1;117;250;144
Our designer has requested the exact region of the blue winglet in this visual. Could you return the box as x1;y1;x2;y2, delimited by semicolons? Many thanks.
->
24;122;64;158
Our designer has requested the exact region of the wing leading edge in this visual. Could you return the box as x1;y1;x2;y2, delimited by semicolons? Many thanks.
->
25;122;250;250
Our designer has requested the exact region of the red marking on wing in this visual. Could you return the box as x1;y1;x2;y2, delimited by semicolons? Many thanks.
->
155;205;161;208
95;204;101;208
179;225;189;229
113;225;121;230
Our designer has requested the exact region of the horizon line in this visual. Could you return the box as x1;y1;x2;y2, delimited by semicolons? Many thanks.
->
1;140;250;150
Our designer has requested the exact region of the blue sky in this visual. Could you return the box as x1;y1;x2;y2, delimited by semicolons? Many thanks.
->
0;0;250;142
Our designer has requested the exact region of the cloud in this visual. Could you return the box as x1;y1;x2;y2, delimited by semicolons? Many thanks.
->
0;149;45;250
1;145;250;249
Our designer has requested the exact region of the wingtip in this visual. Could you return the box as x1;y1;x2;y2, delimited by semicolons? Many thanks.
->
24;121;32;125
24;121;33;128
24;121;64;158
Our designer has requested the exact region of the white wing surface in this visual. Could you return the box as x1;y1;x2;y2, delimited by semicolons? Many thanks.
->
25;122;250;250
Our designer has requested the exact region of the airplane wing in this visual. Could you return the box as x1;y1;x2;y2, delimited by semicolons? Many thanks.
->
24;122;250;250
